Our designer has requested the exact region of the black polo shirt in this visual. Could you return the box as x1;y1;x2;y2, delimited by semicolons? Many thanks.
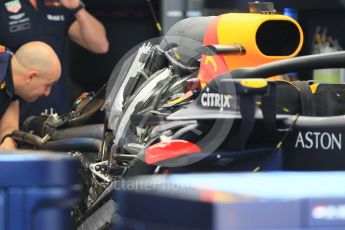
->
0;0;76;121
0;50;17;119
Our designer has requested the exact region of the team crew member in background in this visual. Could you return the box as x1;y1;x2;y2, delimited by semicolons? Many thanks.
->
0;0;109;123
0;41;61;149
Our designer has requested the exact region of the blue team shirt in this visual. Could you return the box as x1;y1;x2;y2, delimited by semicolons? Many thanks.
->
0;49;17;119
0;0;76;122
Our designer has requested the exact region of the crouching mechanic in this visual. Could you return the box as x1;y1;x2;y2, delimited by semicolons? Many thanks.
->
0;41;61;150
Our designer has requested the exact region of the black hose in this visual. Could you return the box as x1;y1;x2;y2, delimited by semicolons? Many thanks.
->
22;115;51;136
10;130;45;147
42;138;102;152
171;123;199;140
51;124;104;140
9;130;102;152
151;74;178;111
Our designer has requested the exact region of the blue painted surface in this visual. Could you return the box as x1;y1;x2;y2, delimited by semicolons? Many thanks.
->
0;151;81;230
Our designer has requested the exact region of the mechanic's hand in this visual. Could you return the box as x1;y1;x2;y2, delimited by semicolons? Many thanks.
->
60;0;80;9
0;137;17;150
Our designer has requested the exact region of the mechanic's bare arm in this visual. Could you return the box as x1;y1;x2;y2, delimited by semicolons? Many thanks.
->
62;0;109;53
0;100;19;150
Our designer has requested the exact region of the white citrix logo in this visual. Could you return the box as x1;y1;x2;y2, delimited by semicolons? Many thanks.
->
201;87;232;109
295;131;342;150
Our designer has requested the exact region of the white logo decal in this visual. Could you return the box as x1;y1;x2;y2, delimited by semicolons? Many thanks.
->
295;131;342;150
10;22;30;32
47;14;65;21
9;12;25;20
5;0;21;14
312;205;345;220
201;87;232;109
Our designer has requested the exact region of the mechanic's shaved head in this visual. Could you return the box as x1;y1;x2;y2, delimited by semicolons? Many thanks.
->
15;41;61;76
12;41;61;102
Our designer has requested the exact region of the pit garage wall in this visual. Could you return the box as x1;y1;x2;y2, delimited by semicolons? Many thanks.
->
67;0;160;102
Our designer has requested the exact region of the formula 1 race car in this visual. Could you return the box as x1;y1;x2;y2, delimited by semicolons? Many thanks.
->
7;2;345;229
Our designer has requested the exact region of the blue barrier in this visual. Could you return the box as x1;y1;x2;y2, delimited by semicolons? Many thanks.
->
0;151;81;230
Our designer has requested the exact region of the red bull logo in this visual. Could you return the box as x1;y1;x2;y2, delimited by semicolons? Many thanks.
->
44;0;62;7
